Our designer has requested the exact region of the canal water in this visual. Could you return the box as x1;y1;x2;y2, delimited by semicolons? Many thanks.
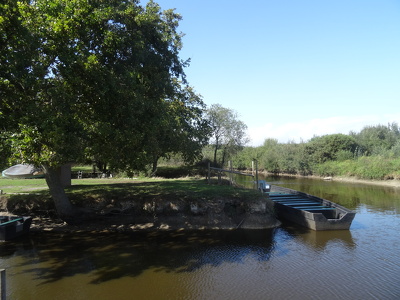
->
1;176;400;300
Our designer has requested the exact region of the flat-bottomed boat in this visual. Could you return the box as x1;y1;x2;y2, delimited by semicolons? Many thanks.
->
269;185;355;230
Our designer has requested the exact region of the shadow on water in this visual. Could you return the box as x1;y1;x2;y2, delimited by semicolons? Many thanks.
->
1;229;276;285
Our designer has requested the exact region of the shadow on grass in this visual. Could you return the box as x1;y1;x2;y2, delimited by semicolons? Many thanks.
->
66;179;266;204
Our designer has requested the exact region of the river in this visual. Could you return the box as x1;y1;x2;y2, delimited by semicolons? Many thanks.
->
1;176;400;300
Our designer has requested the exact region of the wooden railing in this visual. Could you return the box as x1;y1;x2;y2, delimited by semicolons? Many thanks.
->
206;160;260;189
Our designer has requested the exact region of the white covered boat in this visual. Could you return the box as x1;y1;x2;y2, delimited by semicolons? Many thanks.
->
2;164;44;179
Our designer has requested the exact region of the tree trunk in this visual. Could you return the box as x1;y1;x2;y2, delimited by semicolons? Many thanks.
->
213;143;220;167
221;146;227;167
151;155;159;177
42;164;81;224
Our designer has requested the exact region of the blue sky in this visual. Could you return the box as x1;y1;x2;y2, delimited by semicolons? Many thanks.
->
146;0;400;145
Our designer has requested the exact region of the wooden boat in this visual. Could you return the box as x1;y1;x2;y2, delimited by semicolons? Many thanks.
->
268;185;356;231
0;216;33;241
2;164;44;179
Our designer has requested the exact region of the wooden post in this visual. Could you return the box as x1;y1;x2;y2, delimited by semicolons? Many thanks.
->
1;269;6;300
255;160;259;190
207;162;211;184
229;160;233;185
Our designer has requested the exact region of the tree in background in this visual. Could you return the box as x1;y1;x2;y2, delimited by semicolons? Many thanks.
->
225;122;400;179
351;123;400;156
206;104;249;167
305;134;358;164
145;83;211;176
260;138;281;173
0;0;199;223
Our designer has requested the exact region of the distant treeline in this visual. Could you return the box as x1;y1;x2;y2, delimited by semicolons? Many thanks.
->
205;123;400;180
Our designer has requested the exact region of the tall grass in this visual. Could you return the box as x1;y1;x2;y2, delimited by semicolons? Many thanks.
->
313;157;400;180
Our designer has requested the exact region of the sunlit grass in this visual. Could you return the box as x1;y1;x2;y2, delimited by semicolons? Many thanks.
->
0;178;48;194
1;177;267;205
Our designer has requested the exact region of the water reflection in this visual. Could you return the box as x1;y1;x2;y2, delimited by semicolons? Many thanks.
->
1;229;276;285
2;176;400;300
279;222;356;250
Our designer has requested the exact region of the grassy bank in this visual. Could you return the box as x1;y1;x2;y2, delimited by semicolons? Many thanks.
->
0;177;271;217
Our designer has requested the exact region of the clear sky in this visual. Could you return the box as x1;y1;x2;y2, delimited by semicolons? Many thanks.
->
145;0;400;145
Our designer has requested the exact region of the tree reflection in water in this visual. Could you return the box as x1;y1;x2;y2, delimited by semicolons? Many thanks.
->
2;229;276;285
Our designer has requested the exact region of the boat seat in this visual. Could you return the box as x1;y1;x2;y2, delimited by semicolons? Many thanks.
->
279;202;321;206
272;198;304;200
270;194;303;197
292;206;334;209
272;199;316;202
0;218;23;226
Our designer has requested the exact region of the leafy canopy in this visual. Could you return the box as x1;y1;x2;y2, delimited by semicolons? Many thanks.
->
0;0;205;171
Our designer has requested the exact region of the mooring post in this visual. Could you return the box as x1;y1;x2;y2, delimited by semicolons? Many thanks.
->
255;160;259;191
1;269;6;300
207;162;211;184
229;160;233;185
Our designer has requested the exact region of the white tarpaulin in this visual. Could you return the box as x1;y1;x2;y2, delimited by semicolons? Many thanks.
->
1;164;44;179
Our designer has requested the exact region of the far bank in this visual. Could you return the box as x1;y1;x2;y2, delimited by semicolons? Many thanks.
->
256;171;400;189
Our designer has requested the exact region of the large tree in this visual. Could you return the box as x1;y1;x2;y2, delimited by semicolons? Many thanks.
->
0;0;199;223
145;82;211;176
206;104;249;167
351;123;400;156
305;134;358;164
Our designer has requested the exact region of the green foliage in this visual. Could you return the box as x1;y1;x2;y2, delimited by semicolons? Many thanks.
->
144;82;211;175
231;146;261;170
259;139;280;173
336;150;354;162
0;0;211;221
351;123;400;156
305;134;358;164
226;124;400;181
206;104;249;167
0;0;207;172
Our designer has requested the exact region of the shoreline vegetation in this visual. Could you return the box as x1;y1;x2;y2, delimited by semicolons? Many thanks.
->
226;127;400;185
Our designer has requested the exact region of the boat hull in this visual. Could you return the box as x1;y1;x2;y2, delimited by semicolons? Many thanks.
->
2;164;44;179
0;216;32;240
269;185;356;231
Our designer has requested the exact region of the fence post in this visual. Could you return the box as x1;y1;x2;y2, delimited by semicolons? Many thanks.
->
229;160;233;185
207;162;211;184
1;269;6;300
255;160;259;190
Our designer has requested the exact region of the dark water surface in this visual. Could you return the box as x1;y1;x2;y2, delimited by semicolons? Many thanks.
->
1;177;400;300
